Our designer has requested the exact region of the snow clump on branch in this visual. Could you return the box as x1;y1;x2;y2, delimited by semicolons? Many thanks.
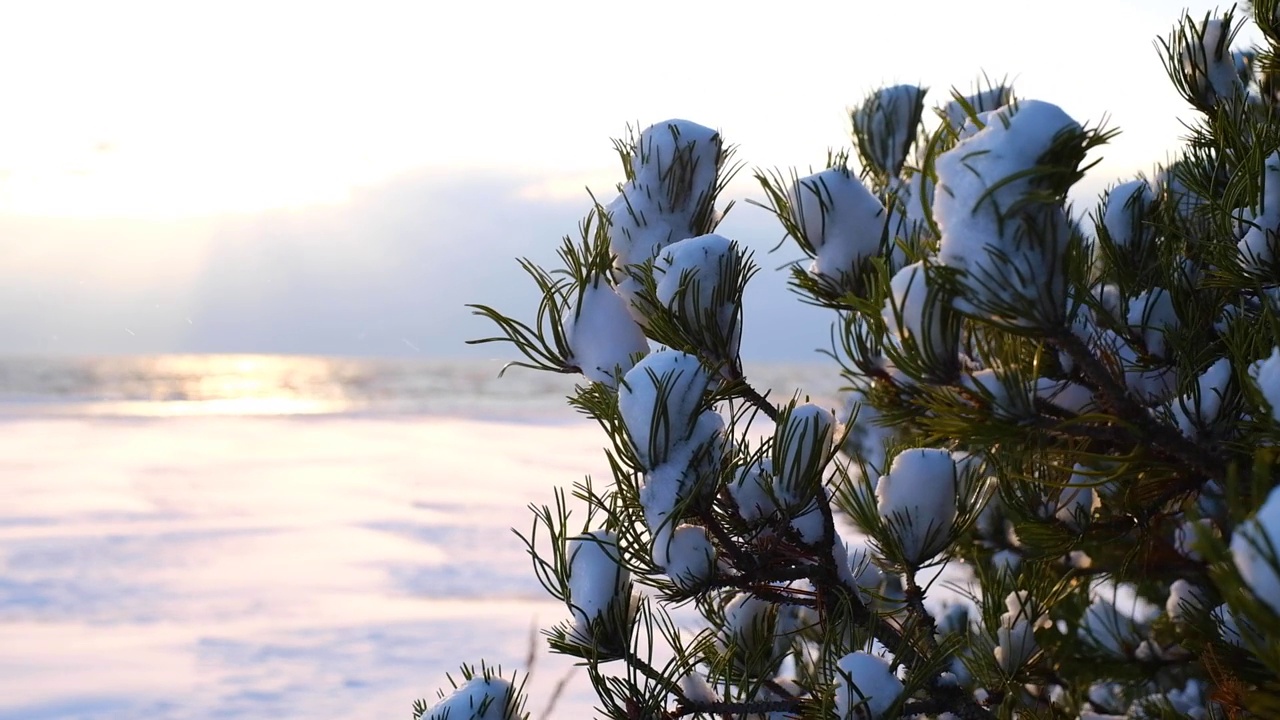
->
566;530;631;642
1238;152;1280;272
654;233;746;360
1230;484;1280;617
564;277;649;388
788;168;903;293
834;651;904;719
617;350;724;579
934;100;1082;325
1251;347;1280;422
606;120;723;317
875;448;969;565
420;674;522;720
852;84;926;179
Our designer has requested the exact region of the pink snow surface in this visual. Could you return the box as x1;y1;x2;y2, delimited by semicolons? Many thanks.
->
0;413;607;719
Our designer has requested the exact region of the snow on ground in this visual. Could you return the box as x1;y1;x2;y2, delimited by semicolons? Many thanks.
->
0;413;611;719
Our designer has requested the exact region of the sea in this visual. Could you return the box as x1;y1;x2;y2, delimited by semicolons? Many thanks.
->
0;354;843;720
0;354;844;419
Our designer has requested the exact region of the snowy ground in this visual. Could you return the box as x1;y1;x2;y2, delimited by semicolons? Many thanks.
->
0;412;611;719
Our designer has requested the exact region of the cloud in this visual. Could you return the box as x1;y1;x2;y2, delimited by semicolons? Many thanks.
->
0;168;832;361
177;170;833;361
178;171;587;356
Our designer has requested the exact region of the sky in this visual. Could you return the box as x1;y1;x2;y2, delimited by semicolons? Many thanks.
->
0;0;1257;360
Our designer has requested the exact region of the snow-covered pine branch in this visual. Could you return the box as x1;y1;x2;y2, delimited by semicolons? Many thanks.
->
441;5;1280;719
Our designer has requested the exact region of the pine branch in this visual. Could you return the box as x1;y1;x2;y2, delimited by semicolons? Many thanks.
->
903;692;991;720
448;20;1280;718
807;487;996;720
903;568;941;657
735;381;779;423
715;370;779;423
1049;328;1228;483
673;698;801;718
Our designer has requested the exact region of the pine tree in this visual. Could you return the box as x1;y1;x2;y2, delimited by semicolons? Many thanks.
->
424;4;1280;718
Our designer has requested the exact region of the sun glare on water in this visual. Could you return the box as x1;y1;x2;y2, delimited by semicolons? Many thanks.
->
0;354;589;419
82;354;360;417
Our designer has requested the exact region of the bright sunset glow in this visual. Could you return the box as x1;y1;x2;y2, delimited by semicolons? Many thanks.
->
0;0;1248;218
0;0;1259;359
48;354;359;415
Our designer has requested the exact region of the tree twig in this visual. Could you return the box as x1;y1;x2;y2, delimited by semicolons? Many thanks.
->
1050;329;1226;483
673;698;801;717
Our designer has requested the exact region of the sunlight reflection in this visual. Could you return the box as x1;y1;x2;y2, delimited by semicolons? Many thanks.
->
76;397;352;417
116;355;355;415
0;353;624;418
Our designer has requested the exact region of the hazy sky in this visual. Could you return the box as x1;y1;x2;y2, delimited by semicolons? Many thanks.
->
0;0;1254;360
